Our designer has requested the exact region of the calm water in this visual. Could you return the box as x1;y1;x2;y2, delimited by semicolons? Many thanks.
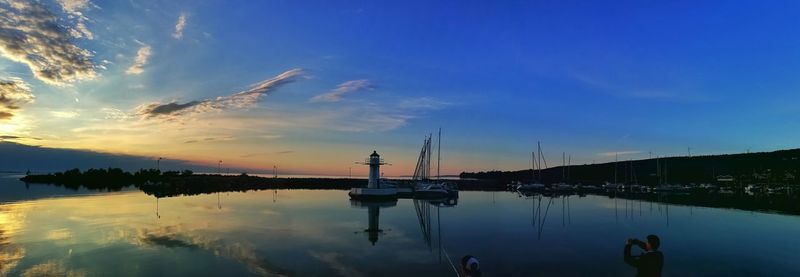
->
1;174;800;276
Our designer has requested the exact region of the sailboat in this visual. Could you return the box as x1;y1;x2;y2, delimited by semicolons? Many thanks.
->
603;153;625;191
518;142;546;191
414;129;458;199
552;152;575;191
653;159;683;192
626;161;645;193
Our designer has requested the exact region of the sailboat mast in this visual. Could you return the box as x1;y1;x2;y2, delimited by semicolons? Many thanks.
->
437;128;441;180
567;155;571;182
656;156;660;185
614;153;618;184
625;160;628;183
562;152;566;181
427;134;432;180
537;141;542;182
532;151;536;183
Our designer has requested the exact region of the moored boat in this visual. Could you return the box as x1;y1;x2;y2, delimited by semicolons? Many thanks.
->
552;182;575;191
518;182;546;191
415;183;457;199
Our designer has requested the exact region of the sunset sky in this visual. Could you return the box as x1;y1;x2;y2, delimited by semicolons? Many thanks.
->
2;0;800;176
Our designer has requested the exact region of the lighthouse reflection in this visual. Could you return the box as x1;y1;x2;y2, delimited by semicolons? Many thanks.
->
350;199;397;245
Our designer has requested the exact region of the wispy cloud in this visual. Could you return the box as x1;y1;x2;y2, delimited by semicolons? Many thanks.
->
19;260;85;277
132;225;288;276
0;0;97;85
57;0;91;14
172;13;187;39
326;110;414;132
135;68;305;119
101;107;130;121
57;0;94;40
126;45;151;75
240;150;294;158
68;21;93;40
50;110;80;118
309;251;364;277
287;96;452;132
597;150;642;157
572;72;707;101
0;78;34;120
311;79;372;102
397;97;452;110
183;136;236;144
136;101;201;118
0;134;40;140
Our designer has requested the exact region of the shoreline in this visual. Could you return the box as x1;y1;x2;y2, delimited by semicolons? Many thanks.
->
18;173;800;215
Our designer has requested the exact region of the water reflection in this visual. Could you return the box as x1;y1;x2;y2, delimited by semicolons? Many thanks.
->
350;200;397;245
609;191;673;227
520;191;564;240
1;182;800;276
411;198;461;275
0;205;26;276
519;190;682;243
413;199;433;249
0;191;297;276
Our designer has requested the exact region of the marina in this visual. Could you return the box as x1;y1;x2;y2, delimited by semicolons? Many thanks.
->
350;130;459;202
2;174;800;276
2;0;799;276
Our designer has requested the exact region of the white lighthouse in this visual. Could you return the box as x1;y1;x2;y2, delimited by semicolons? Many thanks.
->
349;150;397;200
368;151;381;189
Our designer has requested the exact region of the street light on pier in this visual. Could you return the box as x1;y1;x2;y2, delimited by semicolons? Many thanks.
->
218;160;222;174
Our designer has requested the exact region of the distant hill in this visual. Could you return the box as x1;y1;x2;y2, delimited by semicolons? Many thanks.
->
0;141;215;173
460;148;800;186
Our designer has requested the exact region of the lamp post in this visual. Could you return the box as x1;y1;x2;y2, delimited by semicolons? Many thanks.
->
157;157;163;171
218;160;222;174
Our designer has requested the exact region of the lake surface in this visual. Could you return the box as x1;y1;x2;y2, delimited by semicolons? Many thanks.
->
1;174;800;276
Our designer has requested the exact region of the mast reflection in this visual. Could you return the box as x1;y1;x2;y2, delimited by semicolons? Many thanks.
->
413;197;459;268
520;191;577;239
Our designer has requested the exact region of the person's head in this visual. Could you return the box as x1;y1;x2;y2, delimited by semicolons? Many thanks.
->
461;255;481;275
646;234;660;251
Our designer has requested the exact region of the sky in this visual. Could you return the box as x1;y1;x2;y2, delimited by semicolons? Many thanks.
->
1;0;800;176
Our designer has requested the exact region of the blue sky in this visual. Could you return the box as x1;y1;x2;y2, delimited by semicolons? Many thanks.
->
1;0;799;175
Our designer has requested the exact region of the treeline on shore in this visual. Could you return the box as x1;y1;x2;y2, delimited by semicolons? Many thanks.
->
20;168;193;191
18;168;800;215
19;168;506;198
140;174;367;198
460;148;800;186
